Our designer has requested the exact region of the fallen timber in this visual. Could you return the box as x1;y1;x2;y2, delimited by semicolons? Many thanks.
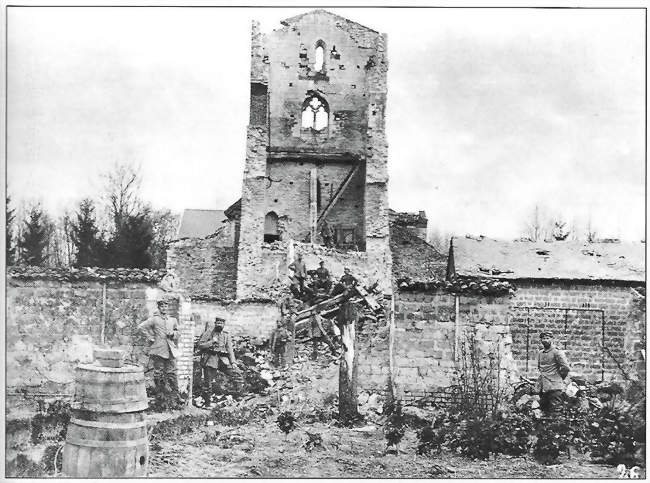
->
293;286;383;330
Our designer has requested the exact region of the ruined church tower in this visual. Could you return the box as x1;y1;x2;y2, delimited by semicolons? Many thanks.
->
237;10;392;299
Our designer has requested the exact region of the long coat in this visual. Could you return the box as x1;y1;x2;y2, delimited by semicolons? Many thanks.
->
197;321;236;369
138;313;179;359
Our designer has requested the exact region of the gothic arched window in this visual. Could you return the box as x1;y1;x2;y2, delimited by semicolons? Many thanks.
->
301;95;329;132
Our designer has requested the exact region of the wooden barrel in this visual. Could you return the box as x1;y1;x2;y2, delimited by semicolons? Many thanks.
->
73;363;148;413
93;347;126;368
62;411;148;477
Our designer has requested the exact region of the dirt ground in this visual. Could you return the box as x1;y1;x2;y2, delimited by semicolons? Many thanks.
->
146;406;625;479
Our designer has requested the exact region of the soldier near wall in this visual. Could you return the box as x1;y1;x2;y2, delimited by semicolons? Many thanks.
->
320;221;334;248
536;331;571;415
137;299;182;409
197;316;243;406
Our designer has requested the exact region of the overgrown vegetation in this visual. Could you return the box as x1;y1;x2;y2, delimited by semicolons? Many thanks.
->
414;331;645;467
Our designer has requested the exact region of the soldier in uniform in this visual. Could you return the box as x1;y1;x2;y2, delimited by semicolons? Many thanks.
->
320;220;334;248
137;299;181;408
270;318;291;368
313;260;332;294
197;316;242;405
537;331;571;415
340;267;358;289
288;253;308;293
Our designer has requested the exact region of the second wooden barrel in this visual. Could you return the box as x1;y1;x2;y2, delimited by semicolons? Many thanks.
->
74;363;148;413
62;411;149;477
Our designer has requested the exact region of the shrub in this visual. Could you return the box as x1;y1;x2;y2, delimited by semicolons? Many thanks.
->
489;410;536;456
446;415;494;459
586;397;645;466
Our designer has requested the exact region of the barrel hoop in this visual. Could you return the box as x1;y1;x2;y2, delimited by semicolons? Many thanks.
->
76;397;147;404
70;418;147;430
66;437;147;448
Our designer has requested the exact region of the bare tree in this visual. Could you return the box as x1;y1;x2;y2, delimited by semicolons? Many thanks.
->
103;163;143;231
427;228;453;254
522;205;549;241
148;208;181;269
585;216;598;243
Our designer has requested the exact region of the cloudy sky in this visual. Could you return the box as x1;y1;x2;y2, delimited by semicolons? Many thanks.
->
7;6;645;240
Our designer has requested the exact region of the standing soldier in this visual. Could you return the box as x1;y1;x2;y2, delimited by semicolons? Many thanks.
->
537;331;570;415
138;299;181;409
288;253;308;294
270;318;291;368
320;221;334;248
197;316;242;406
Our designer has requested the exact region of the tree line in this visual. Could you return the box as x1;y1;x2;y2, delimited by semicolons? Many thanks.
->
426;204;604;252
6;164;179;270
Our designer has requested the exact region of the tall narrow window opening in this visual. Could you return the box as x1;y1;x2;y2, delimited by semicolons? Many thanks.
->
314;45;325;72
264;211;280;242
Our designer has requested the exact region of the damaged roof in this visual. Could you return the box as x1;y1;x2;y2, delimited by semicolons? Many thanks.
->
177;209;227;239
450;236;645;283
390;223;447;283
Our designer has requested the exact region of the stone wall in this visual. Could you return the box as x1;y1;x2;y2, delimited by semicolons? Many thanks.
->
511;281;645;381
189;300;280;340
167;238;237;301
265;160;365;243
236;240;393;300
390;282;646;403
392;292;514;403
266;11;383;155
6;275;194;396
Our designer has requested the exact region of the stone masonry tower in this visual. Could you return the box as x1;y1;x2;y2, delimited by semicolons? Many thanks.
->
237;10;392;299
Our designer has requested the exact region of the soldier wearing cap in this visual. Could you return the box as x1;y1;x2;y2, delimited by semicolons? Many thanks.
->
314;260;332;293
537;331;570;415
197;316;242;405
137;299;181;408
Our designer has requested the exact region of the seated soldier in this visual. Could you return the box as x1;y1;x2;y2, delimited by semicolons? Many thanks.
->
313;260;332;293
340;267;358;289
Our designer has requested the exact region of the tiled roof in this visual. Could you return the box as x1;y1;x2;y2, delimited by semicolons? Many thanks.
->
450;236;645;283
177;209;226;239
8;266;165;283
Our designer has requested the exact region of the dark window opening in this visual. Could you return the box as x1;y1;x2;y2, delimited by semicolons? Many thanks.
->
264;211;280;243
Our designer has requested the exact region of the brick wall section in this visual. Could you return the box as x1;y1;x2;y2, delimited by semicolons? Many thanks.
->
6;278;196;395
356;303;391;392
189;300;280;340
266;160;365;243
511;281;645;381
167;238;238;301
390;282;646;401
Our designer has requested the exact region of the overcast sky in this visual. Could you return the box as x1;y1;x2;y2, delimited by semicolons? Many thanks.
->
7;7;645;241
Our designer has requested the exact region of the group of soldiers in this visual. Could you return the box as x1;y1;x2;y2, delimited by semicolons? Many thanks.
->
136;267;572;415
137;299;242;409
287;254;358;303
137;260;358;408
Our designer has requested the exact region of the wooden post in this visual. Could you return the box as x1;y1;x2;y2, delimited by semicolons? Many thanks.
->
309;168;318;243
338;297;359;424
